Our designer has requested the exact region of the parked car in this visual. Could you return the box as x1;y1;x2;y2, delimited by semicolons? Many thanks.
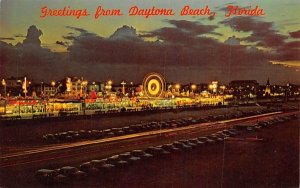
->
106;155;128;167
130;150;153;159
189;138;205;146
145;146;170;156
198;136;215;144
79;162;99;175
90;159;107;169
207;135;224;143
107;155;121;165
178;140;197;148
119;152;132;161
161;144;181;153
59;166;83;178
173;141;192;150
35;169;59;184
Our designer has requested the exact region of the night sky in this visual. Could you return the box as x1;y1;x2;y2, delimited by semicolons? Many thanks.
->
0;0;299;85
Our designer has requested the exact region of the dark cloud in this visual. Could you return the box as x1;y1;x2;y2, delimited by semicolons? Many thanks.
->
56;21;300;83
142;27;196;44
63;26;100;42
284;41;300;48
221;17;300;61
0;25;64;80
221;17;272;32
63;35;77;41
56;41;68;47
14;34;26;38
110;25;141;41
246;32;287;47
141;20;221;45
220;16;299;62
65;26;89;34
0;37;15;41
1;22;299;84
289;30;300;38
221;17;287;47
273;41;300;61
22;25;43;47
168;20;218;35
64;21;270;83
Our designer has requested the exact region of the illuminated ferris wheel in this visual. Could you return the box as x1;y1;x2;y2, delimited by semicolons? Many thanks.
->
142;72;166;98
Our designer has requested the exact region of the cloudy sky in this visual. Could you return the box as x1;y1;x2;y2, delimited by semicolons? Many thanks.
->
0;0;299;84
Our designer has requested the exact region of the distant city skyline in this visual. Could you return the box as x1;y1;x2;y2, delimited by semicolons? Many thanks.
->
1;74;297;87
0;0;299;84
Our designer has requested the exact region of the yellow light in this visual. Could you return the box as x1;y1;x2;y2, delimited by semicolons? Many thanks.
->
108;80;112;85
175;84;180;89
191;84;196;90
1;79;5;86
82;81;88;85
212;81;218;89
51;81;56;86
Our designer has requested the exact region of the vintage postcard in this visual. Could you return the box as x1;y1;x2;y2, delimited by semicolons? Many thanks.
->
0;0;299;187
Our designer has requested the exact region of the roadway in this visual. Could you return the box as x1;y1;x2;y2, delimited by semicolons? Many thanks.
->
0;111;294;169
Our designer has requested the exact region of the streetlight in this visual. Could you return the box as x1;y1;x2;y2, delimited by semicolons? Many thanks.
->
51;81;56;87
1;79;6;97
130;82;134;96
191;84;196;92
208;84;213;92
50;81;56;97
121;81;126;95
175;84;180;91
23;77;28;98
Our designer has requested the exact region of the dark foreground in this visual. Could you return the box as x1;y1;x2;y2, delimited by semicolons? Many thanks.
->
66;119;299;188
2;118;298;188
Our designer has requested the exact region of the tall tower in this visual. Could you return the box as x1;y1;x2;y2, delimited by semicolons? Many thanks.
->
265;78;271;96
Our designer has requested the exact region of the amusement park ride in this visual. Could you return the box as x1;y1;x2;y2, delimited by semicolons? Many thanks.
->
142;72;166;98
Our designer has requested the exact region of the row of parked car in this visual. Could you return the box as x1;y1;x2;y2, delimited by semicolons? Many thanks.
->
42;118;195;143
235;113;299;132
35;113;299;185
42;108;277;143
36;126;243;185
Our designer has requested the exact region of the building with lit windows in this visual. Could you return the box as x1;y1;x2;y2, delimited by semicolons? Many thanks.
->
229;80;259;99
